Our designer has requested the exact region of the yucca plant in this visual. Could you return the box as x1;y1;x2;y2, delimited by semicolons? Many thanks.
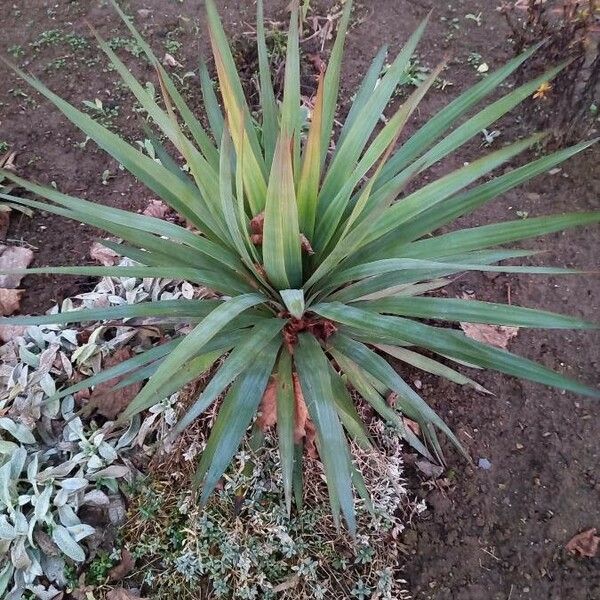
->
1;0;598;532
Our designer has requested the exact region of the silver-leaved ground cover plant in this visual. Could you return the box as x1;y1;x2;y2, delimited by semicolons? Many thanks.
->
1;0;598;533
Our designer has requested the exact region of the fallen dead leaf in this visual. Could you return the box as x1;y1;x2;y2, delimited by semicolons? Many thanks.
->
90;241;120;266
458;292;519;348
0;245;34;288
142;199;169;219
415;459;444;479
0;324;27;343
459;322;519;349
163;53;183;68
108;548;135;582
90;242;121;267
566;528;599;558
0;288;24;316
87;347;142;419
106;589;148;600
33;530;60;557
403;417;421;437
0;210;9;241
71;588;95;600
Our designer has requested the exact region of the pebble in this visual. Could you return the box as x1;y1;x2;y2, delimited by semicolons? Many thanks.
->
478;458;492;470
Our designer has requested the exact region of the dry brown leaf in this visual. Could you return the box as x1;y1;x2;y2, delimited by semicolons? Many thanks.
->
0;245;34;288
106;589;147;600
0;288;24;316
293;373;317;457
1;151;17;171
257;376;278;431
403;417;421;437
90;242;119;266
87;348;142;419
459;322;519;349
163;53;183;68
416;459;444;479
300;233;314;255
257;372;317;456
458;291;519;349
566;528;599;557
108;548;135;582
0;210;10;241
0;324;27;343
250;212;265;235
142;199;169;219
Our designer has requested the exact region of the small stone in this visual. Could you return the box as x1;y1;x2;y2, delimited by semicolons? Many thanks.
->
478;458;492;470
137;8;151;18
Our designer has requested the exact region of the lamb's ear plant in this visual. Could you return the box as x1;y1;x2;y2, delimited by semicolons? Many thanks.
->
1;0;598;533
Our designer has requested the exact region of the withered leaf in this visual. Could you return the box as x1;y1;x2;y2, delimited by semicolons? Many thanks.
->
459;322;519;349
88;347;142;419
566;528;599;558
163;53;183;68
0;288;24;316
142;199;169;219
257;372;317;457
0;210;9;241
0;324;27;343
257;376;278;431
250;212;265;235
459;292;519;349
0;245;34;288
293;373;317;458
90;242;119;266
106;589;148;600
108;548;135;582
416;459;444;479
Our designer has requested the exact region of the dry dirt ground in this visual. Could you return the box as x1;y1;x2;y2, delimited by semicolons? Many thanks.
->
0;1;598;599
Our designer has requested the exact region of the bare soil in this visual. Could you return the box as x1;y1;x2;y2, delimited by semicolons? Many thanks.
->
0;1;598;599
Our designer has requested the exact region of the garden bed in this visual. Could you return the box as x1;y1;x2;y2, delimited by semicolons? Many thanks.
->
1;1;598;598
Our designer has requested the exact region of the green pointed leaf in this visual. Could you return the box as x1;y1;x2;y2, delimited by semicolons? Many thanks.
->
315;302;600;399
332;350;433;458
0;299;221;327
256;0;279;167
172;319;285;435
275;350;295;515
280;289;305;319
196;339;280;504
329;333;467;457
374;345;490;395
295;333;356;533
200;57;225;143
263;135;303;288
123;294;266;418
320;0;353;165
366;297;597;329
376;43;543;187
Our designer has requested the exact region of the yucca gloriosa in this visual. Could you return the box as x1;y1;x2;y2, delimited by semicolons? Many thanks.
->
1;0;598;533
